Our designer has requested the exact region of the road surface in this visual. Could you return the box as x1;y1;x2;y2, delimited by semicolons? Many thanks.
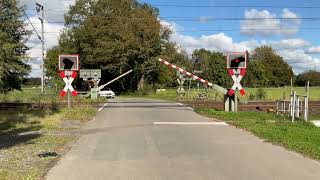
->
46;98;320;180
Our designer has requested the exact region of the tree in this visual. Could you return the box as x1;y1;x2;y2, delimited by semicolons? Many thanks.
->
245;60;269;87
45;0;166;92
251;46;293;87
192;49;230;87
296;71;320;86
23;77;41;86
158;42;192;88
0;0;30;93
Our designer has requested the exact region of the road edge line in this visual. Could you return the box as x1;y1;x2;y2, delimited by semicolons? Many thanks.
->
98;103;108;112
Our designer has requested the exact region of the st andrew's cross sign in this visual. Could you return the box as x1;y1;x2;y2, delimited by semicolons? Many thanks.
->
226;52;247;96
58;54;79;97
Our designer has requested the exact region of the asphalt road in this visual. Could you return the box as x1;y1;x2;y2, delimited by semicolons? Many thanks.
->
46;98;320;180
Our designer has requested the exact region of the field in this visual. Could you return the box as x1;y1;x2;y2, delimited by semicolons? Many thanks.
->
0;87;106;104
0;87;99;179
196;108;320;160
0;105;97;179
124;86;320;102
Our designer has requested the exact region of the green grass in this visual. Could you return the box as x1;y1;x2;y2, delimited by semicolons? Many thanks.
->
0;106;97;179
196;108;320;160
0;87;106;104
0;135;75;180
244;87;320;101
123;86;320;101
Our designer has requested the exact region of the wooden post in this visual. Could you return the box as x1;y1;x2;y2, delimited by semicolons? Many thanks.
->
306;81;310;121
304;96;308;121
66;70;72;109
67;90;71;109
276;100;279;115
292;91;296;122
290;77;293;95
224;95;230;112
234;91;238;112
290;95;293;117
296;96;300;118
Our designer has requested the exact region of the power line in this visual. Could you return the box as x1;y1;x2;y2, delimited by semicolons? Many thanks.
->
21;17;320;24
28;9;69;12
24;3;320;9
29;27;320;34
22;9;42;42
151;4;320;9
24;4;320;12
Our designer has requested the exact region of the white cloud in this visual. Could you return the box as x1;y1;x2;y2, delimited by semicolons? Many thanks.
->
173;33;253;54
264;39;310;50
306;46;320;54
25;16;64;52
240;9;301;36
27;59;42;77
18;0;76;77
162;20;258;54
278;50;320;73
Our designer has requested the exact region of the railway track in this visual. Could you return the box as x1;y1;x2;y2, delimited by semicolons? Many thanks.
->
181;100;320;112
1;100;319;113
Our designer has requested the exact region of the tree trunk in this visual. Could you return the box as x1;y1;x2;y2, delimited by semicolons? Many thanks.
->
119;67;125;90
137;74;145;90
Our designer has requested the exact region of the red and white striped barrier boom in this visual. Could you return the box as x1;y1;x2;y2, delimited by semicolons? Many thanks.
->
158;58;228;95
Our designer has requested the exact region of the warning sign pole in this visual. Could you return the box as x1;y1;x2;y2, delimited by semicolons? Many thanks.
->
68;87;71;109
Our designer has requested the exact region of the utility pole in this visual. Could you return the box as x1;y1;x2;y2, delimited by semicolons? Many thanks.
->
36;3;44;94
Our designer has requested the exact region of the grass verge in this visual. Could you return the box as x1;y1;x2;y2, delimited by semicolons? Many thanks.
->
0;106;97;179
122;86;320;101
0;87;107;104
196;108;320;160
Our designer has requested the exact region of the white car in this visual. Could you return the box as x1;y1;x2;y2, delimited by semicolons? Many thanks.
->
99;88;115;98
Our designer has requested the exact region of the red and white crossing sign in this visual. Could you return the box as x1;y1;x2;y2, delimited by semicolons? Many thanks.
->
228;68;246;96
226;52;247;96
59;71;78;97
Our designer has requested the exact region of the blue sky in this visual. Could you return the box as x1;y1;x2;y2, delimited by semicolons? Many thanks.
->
141;0;320;42
19;0;320;76
139;0;320;74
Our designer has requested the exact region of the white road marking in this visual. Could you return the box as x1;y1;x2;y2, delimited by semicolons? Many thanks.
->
98;103;108;112
176;102;194;111
187;107;194;111
153;122;228;126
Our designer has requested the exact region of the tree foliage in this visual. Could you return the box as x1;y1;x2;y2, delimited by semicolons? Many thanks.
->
245;60;269;87
250;46;293;87
0;0;30;93
191;46;294;89
45;0;174;92
192;49;230;87
296;71;320;86
44;0;297;91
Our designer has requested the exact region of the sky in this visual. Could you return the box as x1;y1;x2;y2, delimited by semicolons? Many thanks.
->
18;0;320;77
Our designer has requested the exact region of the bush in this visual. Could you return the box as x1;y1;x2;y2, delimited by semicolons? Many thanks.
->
50;98;60;112
256;88;267;100
136;84;155;96
248;92;256;100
